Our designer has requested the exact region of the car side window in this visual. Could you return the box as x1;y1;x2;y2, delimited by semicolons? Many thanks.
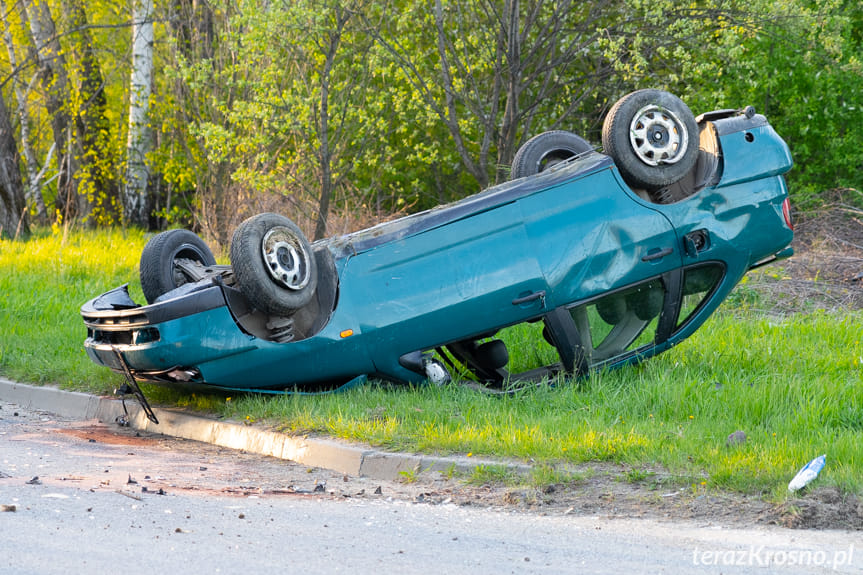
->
676;263;725;330
568;278;665;366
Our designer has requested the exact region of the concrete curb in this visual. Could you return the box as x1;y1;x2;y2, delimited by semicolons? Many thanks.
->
0;378;530;481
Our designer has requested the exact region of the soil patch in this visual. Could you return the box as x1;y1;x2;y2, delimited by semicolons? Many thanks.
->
746;191;863;313
420;464;863;531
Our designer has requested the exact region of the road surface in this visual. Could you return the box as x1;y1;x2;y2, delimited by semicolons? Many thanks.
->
1;400;858;574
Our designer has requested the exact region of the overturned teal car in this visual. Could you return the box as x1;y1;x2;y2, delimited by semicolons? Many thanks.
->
82;90;794;408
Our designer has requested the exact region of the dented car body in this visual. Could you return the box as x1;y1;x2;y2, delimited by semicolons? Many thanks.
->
82;93;794;396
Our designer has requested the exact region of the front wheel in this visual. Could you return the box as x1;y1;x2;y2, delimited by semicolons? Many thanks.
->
230;213;318;316
602;89;698;191
139;229;217;304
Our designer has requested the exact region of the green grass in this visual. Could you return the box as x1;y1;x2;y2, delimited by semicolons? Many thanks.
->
0;227;150;390
2;228;862;498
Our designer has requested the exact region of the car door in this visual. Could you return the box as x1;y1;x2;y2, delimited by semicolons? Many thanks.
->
342;199;549;370
519;167;682;309
515;166;688;375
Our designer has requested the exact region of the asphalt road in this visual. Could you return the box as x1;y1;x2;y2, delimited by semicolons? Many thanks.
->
1;400;860;574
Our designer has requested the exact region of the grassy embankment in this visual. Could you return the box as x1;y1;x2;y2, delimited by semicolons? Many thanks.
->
1;228;861;497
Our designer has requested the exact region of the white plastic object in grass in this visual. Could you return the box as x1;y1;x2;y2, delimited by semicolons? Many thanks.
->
788;454;826;492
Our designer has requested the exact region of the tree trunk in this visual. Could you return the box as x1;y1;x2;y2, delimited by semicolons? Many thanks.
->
313;6;351;241
432;0;488;189
124;0;154;226
497;0;520;183
67;0;112;223
0;2;48;224
24;0;74;216
0;89;29;239
170;0;215;61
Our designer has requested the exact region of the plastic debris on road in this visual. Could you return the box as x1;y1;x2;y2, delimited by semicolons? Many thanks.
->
788;454;826;492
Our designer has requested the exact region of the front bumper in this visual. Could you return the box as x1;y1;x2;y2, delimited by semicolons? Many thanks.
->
81;283;255;380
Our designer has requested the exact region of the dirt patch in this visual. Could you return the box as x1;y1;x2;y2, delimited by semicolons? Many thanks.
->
423;466;863;531
54;426;164;447
746;191;863;313
773;488;863;530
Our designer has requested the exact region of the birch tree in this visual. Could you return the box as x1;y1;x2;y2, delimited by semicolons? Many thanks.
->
124;0;154;225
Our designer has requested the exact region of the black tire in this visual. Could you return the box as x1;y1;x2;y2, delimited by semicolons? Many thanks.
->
511;130;593;179
139;229;217;304
602;89;698;191
230;213;318;316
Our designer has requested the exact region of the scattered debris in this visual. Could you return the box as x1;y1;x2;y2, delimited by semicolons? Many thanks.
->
789;454;827;492
115;490;143;501
127;475;138;485
1;504;17;512
25;476;41;485
141;486;166;495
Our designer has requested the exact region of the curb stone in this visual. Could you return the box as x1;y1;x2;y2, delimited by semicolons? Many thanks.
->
0;378;531;481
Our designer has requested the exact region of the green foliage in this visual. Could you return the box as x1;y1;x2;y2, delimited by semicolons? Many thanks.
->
3;0;860;235
682;0;863;197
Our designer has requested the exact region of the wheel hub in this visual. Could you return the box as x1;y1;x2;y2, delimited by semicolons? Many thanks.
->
629;105;689;166
261;227;311;290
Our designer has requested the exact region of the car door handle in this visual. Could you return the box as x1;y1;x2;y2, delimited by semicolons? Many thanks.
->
642;247;673;262
512;290;546;307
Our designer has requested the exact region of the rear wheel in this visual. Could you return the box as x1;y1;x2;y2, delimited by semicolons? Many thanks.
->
139;229;217;304
511;130;592;179
602;89;698;192
230;213;318;316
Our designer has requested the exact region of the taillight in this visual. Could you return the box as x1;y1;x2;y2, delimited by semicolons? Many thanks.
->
782;197;793;230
